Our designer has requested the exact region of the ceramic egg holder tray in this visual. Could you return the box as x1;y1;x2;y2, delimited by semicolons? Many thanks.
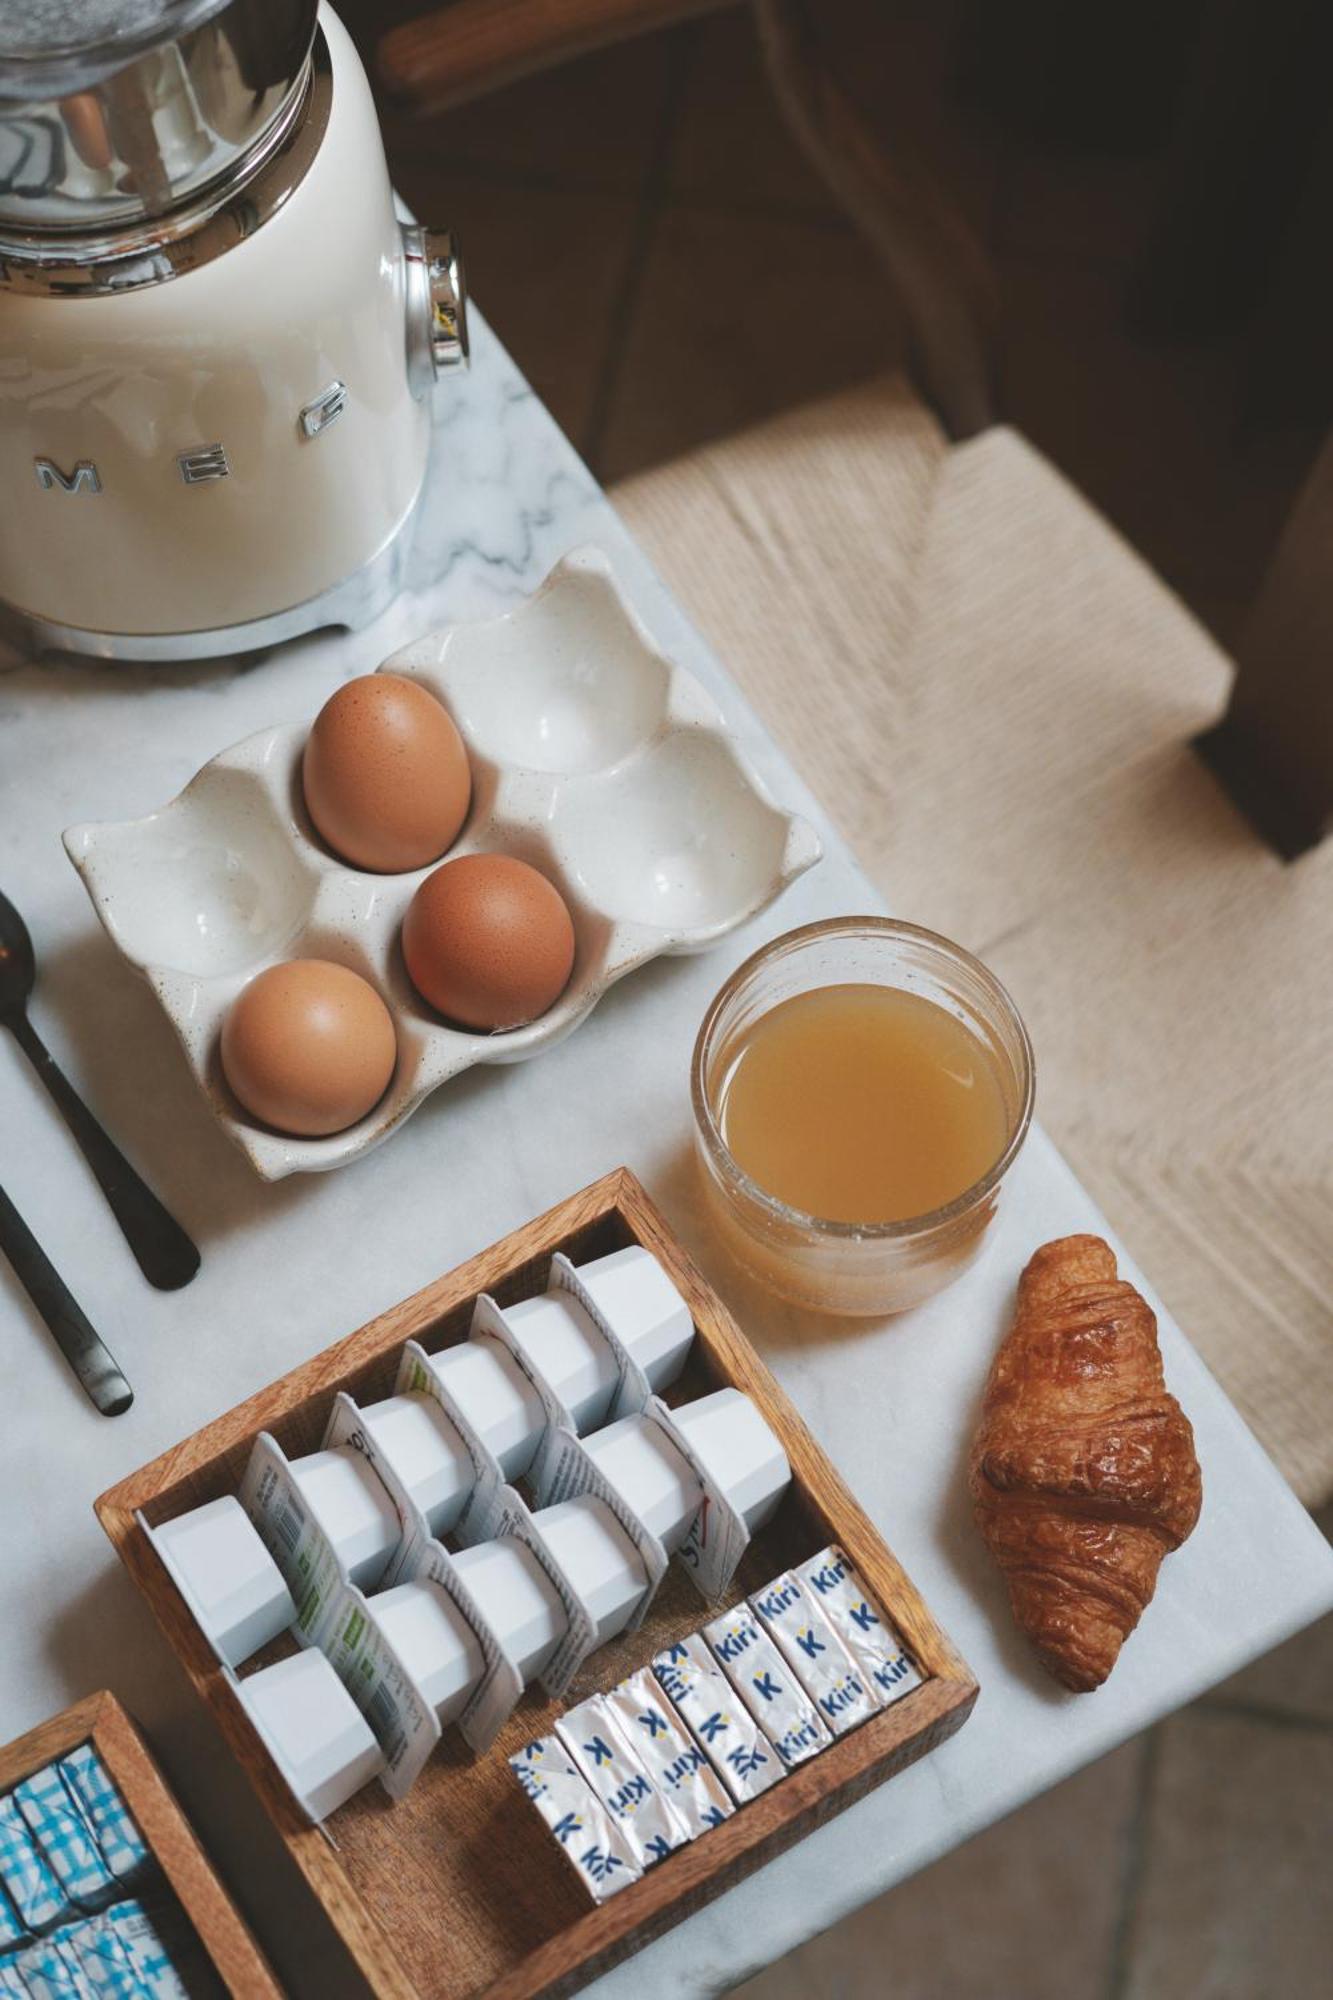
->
96;1170;977;2000
63;547;821;1179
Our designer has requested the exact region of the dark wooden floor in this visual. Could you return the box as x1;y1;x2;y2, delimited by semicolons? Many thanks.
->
345;0;1325;653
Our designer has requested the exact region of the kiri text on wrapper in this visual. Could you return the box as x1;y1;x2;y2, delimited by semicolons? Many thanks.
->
794;1545;923;1706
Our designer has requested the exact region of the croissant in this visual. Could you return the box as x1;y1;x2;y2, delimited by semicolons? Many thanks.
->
969;1234;1202;1692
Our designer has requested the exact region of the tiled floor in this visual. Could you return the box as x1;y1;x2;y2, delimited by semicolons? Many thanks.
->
341;4;1331;1992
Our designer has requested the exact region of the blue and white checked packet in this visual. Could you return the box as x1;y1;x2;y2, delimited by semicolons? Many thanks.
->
16;1767;116;1911
0;1794;66;1931
57;1747;150;1886
1;1740;162;1992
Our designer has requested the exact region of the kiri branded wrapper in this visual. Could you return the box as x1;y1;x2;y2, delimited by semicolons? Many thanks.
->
651;1636;781;1804
556;1694;687;1868
795;1546;923;1706
0;1791;67;1929
703;1604;830;1766
750;1572;881;1738
602;1670;732;1838
56;1750;148;1886
509;1738;640;1905
14;1767;115;1911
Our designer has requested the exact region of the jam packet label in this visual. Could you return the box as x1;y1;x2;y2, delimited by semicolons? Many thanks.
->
509;1738;640;1904
320;1581;441;1798
704;1604;830;1766
556;1694;687;1868
402;1536;525;1755
239;1434;349;1645
750;1572;880;1738
56;1749;148;1885
0;1792;67;1929
14;1768;115;1910
651;1635;781;1804
795;1546;923;1706
602;1670;732;1838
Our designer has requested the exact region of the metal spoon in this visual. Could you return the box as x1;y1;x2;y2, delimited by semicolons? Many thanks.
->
0;1182;133;1415
0;888;200;1291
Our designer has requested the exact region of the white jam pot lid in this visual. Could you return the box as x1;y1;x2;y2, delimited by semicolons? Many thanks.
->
536;1494;647;1648
429;1341;546;1481
153;1495;296;1668
358;1394;472;1539
671;1387;790;1534
501;1291;618;1434
289;1447;401;1590
371;1579;483;1728
582;1413;704;1554
575;1246;693;1392
239;1650;384;1823
453;1537;566;1685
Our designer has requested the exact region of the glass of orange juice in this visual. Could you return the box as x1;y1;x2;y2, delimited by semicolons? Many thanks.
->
690;918;1035;1315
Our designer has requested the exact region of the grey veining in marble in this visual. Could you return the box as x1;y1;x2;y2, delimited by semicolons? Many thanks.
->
1;313;1330;1999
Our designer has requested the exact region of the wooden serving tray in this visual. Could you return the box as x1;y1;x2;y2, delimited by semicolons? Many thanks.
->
96;1169;978;2000
0;1689;279;1998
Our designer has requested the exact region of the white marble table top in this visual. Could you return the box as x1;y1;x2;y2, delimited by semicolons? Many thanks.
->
2;316;1330;1999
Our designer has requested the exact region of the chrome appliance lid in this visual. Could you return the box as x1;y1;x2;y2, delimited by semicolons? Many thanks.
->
0;0;317;234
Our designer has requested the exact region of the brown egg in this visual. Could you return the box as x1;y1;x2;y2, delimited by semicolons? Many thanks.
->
402;854;576;1030
221;960;398;1137
303;673;471;873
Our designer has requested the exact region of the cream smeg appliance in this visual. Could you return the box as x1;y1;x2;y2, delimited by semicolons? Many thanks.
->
0;0;466;659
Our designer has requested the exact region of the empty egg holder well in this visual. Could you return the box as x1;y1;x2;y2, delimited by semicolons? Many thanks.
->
95;1170;976;2000
62;546;821;1179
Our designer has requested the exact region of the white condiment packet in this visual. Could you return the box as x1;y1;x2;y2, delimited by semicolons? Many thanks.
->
703;1603;830;1766
556;1695;688;1868
750;1571;881;1737
509;1738;640;1903
794;1546;923;1706
602;1670;732;1838
651;1636;782;1803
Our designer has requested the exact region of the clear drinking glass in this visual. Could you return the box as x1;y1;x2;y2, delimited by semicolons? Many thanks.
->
690;918;1035;1316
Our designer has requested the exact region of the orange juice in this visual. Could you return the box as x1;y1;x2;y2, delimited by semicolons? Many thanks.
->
715;983;1010;1225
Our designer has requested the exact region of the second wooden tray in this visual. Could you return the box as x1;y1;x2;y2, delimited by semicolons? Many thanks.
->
96;1168;977;2000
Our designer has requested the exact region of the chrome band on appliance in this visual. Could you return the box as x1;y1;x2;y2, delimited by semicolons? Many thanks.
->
0;0;319;234
0;472;422;662
0;29;331;295
402;225;469;397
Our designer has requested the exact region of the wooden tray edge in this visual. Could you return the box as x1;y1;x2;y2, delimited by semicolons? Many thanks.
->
0;1688;282;1999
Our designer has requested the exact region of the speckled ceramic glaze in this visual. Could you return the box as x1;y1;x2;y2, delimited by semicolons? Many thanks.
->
63;547;821;1177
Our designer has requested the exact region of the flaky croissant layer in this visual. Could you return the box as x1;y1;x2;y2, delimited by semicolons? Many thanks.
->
970;1234;1202;1692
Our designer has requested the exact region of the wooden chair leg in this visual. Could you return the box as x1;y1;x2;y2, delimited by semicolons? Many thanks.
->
753;0;996;439
1196;427;1333;857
